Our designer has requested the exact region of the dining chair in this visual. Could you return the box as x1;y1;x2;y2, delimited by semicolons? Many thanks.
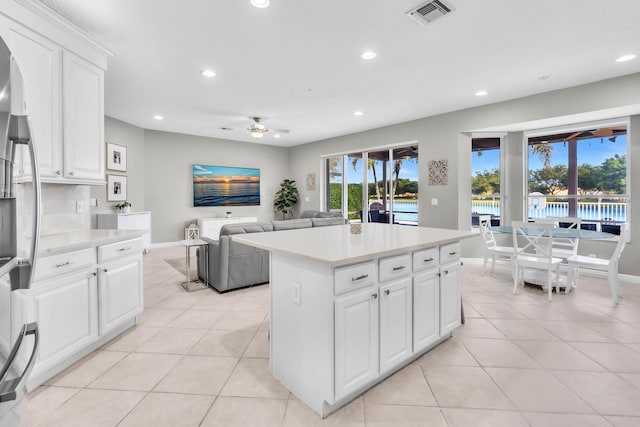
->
512;221;563;301
548;216;582;261
566;223;629;304
479;215;514;273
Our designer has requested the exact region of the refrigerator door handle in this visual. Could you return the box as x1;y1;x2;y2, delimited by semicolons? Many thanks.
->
8;114;41;287
0;322;39;403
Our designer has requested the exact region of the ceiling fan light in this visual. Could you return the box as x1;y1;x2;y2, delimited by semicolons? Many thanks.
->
250;129;265;138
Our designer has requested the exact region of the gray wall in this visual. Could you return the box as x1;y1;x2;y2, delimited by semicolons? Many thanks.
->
143;130;290;243
90;116;146;227
287;73;640;275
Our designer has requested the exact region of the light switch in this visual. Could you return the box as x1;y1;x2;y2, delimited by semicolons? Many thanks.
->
304;196;310;202
76;200;84;213
431;198;438;206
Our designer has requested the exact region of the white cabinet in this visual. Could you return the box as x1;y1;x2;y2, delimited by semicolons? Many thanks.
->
440;262;461;336
2;8;107;185
98;257;143;335
413;269;440;352
8;24;63;179
334;288;379;400
28;269;99;378
97;212;152;251
379;277;412;373
62;51;104;181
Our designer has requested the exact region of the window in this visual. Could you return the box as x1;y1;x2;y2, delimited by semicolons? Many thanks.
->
527;122;628;231
323;144;419;225
471;137;501;226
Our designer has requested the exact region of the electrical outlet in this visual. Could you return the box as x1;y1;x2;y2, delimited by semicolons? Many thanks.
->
90;198;97;207
431;198;438;206
75;200;84;214
292;281;301;305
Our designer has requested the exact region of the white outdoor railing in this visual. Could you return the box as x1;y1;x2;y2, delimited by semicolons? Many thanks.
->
472;198;627;222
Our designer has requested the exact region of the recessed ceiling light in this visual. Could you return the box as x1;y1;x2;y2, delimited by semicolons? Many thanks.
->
201;70;216;78
250;0;270;8
274;134;281;138
361;51;376;60
153;115;164;120
538;75;550;81
616;54;637;63
354;111;364;116
475;90;488;97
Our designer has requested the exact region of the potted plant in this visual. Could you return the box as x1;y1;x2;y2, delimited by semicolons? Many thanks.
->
274;179;299;220
114;201;131;213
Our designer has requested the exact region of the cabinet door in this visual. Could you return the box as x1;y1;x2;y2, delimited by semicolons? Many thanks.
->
440;262;461;336
30;270;98;376
379;277;412;373
413;269;440;352
98;257;143;335
335;288;379;400
62;51;104;181
9;24;63;178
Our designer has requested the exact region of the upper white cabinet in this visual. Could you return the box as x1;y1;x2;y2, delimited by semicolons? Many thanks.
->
8;24;63;179
62;51;104;181
2;2;110;185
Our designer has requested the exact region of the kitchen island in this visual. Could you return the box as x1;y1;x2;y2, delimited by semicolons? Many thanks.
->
233;223;475;417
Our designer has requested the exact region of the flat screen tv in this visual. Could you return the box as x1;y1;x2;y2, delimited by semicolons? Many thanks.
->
193;164;261;207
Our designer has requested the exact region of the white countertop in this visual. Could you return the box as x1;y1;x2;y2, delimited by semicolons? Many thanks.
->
232;223;476;266
38;229;146;257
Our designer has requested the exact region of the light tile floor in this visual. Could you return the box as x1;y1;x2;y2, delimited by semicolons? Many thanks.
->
21;246;640;426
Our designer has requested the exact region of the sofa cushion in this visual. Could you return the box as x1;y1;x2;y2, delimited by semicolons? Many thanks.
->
220;221;274;236
317;211;342;218
311;217;346;227
272;218;313;231
299;210;320;218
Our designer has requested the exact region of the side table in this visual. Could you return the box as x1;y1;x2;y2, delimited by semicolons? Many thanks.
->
179;239;209;292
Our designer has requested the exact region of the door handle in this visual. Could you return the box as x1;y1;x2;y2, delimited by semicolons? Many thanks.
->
0;323;38;403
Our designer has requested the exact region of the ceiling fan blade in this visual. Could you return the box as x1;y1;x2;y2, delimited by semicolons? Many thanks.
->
591;128;614;137
267;128;290;134
564;131;582;141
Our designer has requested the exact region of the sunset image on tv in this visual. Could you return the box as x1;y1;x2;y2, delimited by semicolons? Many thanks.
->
193;164;260;206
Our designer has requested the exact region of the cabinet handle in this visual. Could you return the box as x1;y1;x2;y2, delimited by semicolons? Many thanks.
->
102;268;108;273
449;251;457;256
352;274;368;281
90;272;97;277
372;293;378;299
444;270;449;275
384;289;390;295
69;171;75;176
424;258;434;262
118;247;133;252
56;170;61;175
392;266;406;271
437;272;441;277
55;261;74;268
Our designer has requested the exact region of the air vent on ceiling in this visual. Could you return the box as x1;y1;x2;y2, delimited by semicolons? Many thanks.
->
406;0;455;26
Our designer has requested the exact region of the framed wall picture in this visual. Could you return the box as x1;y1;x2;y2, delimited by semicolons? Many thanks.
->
107;174;128;201
428;159;448;185
106;142;127;171
306;173;316;191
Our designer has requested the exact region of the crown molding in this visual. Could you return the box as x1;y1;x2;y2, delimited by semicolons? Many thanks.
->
14;0;114;58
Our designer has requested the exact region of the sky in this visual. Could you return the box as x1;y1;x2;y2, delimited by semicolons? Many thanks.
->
472;135;627;175
193;164;260;182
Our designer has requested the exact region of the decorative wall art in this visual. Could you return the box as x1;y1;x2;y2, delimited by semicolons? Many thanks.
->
107;174;128;201
306;173;316;191
106;142;127;172
428;159;448;185
193;164;261;207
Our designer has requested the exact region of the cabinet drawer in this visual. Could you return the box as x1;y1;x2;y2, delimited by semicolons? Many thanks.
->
98;238;143;263
379;254;411;282
335;261;376;296
439;242;461;265
34;248;95;282
413;247;439;273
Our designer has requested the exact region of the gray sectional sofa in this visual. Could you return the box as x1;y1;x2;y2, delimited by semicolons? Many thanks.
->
196;213;346;292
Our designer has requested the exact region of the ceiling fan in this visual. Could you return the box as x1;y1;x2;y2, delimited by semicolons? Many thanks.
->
247;117;290;139
563;126;626;141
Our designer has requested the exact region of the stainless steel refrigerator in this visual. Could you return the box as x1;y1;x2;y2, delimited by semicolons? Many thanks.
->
0;35;41;425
